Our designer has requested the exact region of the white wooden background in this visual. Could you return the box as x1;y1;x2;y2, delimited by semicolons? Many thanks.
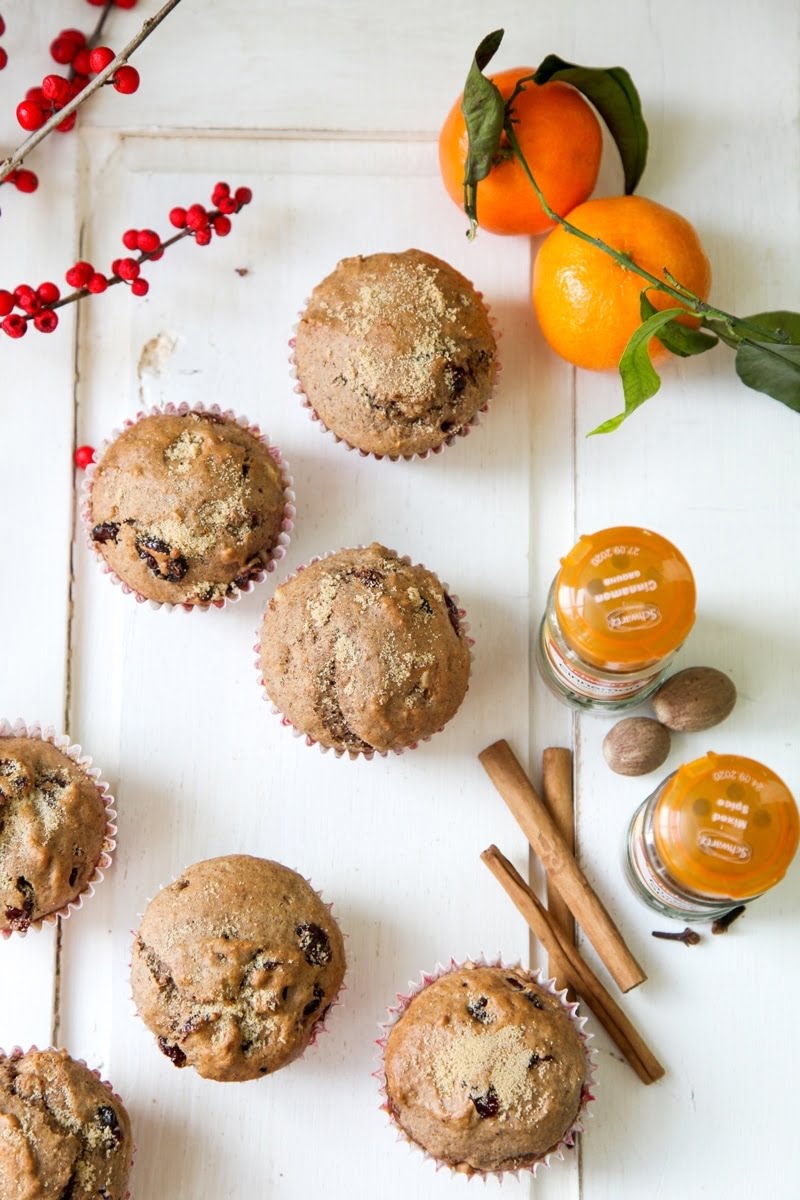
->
1;2;799;1197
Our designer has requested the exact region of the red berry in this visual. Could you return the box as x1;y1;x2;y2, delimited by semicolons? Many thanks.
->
60;29;87;47
131;278;149;296
194;228;212;246
0;17;6;35
0;48;8;71
186;204;209;231
113;65;140;94
217;196;237;215
234;186;253;206
65;261;94;288
114;0;140;8
74;445;96;470
26;87;46;105
34;309;59;333
16;101;45;132
122;229;139;250
0;291;14;317
86;0;107;5
13;169;39;194
72;47;92;75
148;249;164;262
56;113;77;134
37;282;61;305
89;46;116;73
42;74;72;105
50;38;77;66
117;258;140;281
87;273;108;294
169;207;187;229
137;229;161;253
70;75;89;97
212;181;230;200
2;315;27;339
14;284;36;304
213;215;232;237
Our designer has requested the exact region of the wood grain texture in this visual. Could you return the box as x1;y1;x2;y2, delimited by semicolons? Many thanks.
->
0;1;797;1197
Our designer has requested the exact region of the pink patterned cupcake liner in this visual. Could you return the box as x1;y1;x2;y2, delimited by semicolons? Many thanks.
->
254;546;475;761
0;1045;135;1198
288;297;501;462
0;718;117;939
128;861;346;1076
80;401;295;613
375;954;596;1180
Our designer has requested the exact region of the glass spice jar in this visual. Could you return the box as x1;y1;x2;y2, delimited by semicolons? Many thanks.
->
625;753;799;920
536;525;696;712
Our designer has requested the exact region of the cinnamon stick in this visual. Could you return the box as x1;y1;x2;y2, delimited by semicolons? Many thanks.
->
542;748;576;997
479;739;646;993
481;845;665;1085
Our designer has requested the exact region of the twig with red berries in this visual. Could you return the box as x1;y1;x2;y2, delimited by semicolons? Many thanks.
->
0;0;183;190
0;182;252;338
0;13;8;72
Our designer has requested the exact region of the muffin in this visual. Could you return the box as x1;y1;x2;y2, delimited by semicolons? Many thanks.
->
87;408;291;606
131;855;346;1082
0;1047;133;1200
293;248;497;457
258;543;472;755
0;730;111;935
383;964;588;1175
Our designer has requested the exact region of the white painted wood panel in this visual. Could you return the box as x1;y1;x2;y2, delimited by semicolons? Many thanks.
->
0;1;797;1197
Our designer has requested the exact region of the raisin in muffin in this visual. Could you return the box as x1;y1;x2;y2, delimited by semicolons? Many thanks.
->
0;1048;133;1200
258;543;471;755
88;409;290;606
131;855;346;1082
383;964;588;1175
293;249;497;457
0;732;110;935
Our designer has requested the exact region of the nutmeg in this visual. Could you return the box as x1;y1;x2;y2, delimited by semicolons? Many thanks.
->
652;666;737;732
603;717;671;776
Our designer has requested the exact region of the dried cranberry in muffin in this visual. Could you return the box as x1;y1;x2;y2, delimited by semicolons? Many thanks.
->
383;964;588;1175
293;249;497;457
88;410;289;605
130;855;346;1082
258;543;471;754
0;734;108;934
0;1048;132;1199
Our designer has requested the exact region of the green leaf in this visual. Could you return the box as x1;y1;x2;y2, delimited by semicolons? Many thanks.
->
703;318;742;349
737;310;800;343
639;293;718;358
735;340;800;412
533;55;648;193
589;307;687;435
461;30;506;235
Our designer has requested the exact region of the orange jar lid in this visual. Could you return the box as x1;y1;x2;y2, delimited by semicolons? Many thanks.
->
554;526;696;670
653;754;799;901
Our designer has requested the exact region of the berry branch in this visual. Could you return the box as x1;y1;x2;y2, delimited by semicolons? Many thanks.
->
0;0;183;187
0;182;252;338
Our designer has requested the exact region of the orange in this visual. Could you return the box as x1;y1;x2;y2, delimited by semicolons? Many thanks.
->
532;194;712;371
438;67;602;236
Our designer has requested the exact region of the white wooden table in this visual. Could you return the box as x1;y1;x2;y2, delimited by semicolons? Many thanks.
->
2;2;799;1196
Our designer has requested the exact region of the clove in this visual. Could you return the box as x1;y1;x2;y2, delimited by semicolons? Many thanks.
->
711;904;746;934
651;927;701;947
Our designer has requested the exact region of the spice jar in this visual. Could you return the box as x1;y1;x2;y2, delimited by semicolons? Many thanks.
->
625;753;799;920
536;525;696;712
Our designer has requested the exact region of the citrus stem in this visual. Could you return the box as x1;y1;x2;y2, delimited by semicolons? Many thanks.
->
503;119;784;346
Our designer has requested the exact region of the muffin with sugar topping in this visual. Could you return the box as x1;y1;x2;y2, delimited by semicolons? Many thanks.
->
0;730;110;935
87;408;291;606
257;543;471;755
382;963;589;1175
293;248;497;457
0;1047;133;1199
130;855;346;1082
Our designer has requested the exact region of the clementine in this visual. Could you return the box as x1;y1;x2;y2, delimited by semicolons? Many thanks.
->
438;67;602;236
532;195;712;371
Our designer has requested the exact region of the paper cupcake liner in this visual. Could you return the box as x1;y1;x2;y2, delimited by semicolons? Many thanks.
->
375;954;596;1181
0;1045;136;1198
288;296;501;462
254;546;475;761
80;401;295;613
0;718;117;940
129;862;346;1077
